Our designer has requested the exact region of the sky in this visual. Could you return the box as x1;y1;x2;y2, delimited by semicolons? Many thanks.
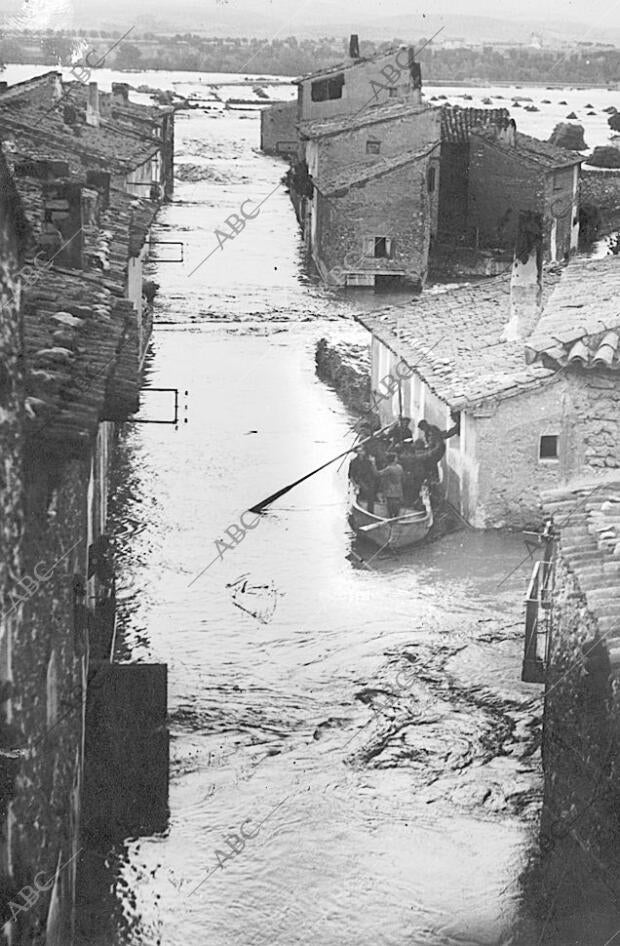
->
2;0;620;37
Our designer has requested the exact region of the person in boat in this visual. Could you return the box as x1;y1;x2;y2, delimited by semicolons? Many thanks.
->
418;417;459;458
414;428;454;507
389;416;414;448
398;442;417;507
359;402;381;434
348;446;378;514
404;440;429;511
379;452;404;518
365;429;389;470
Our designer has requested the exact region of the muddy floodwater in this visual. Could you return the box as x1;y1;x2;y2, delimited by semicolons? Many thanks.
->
76;93;549;946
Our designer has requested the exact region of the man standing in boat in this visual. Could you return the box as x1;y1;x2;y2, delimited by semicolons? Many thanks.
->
379;452;404;518
417;415;460;506
348;446;378;514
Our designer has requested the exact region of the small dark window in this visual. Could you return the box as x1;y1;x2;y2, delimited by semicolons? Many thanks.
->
539;435;558;459
311;73;344;102
374;237;389;258
366;139;381;154
388;87;398;98
427;166;436;193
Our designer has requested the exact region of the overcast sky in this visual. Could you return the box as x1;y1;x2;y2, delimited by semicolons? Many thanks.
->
226;0;620;30
3;0;620;36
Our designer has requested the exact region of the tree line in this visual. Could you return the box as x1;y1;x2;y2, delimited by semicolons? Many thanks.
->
0;32;618;84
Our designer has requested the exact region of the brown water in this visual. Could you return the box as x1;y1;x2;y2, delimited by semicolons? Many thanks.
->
76;104;548;946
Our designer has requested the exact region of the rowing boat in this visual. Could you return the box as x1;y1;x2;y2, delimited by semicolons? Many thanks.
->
349;489;433;549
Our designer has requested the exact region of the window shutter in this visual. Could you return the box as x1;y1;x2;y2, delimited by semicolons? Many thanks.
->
362;237;374;257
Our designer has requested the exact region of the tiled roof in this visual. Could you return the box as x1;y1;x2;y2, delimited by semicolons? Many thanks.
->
526;257;620;370
22;269;136;449
354;274;559;408
0;72;165;448
317;141;439;196
440;104;511;143
473;127;583;169
0;90;159;176
542;476;620;640
299;100;435;139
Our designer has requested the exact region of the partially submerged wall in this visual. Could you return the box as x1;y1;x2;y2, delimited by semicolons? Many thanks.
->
260;101;298;156
581;167;620;237
315;338;370;413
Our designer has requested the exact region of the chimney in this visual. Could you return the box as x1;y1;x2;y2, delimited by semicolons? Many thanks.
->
408;47;422;88
111;82;130;105
39;181;84;269
502;211;543;342
86;81;100;127
349;34;360;59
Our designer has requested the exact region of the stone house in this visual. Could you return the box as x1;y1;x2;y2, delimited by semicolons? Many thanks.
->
524;477;620;943
295;35;423;125
298;101;441;287
354;239;619;528
469;122;583;262
0;73;172;946
305;144;439;289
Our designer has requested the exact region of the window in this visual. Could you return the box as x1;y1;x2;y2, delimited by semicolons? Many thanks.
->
310;73;344;102
362;237;393;259
539;435;559;460
427;165;436;193
388;87;398;98
366;138;381;155
374;237;390;258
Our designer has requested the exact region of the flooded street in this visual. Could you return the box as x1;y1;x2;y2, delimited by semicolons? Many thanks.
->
77;102;546;946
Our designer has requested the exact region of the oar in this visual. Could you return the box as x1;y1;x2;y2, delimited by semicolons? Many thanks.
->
359;517;401;532
359;510;424;532
248;424;393;515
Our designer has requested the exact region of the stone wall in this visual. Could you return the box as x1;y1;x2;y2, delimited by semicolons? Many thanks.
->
316;159;431;287
437;141;470;242
260;101;298;156
313;108;439;172
581;167;620;236
469;138;543;251
315;338;370;413
468;138;575;262
474;369;619;530
5;447;90;945
0;156;27;942
535;556;620;943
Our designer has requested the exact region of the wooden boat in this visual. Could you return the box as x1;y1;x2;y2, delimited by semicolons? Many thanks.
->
349;488;433;550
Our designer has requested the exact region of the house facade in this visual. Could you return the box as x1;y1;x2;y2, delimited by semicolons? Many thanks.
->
295;36;422;125
436;105;511;246
310;145;439;289
296;101;441;288
356;241;619;528
469;122;582;262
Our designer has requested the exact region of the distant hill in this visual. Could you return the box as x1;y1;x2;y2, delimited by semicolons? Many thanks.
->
0;0;619;46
